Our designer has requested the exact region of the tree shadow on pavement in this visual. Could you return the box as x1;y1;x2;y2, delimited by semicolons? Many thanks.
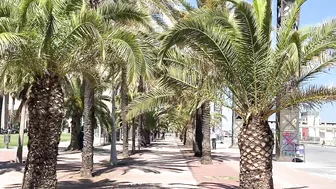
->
3;179;166;189
94;149;195;176
168;182;238;189
57;163;82;174
211;153;240;162
198;182;238;189
144;142;179;149
58;179;166;189
179;148;240;164
0;162;24;175
4;180;239;189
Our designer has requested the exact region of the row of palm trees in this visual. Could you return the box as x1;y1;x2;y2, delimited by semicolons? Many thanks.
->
130;0;336;188
0;0;161;187
1;0;336;189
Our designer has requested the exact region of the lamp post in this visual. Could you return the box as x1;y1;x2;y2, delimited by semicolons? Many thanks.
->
275;0;301;161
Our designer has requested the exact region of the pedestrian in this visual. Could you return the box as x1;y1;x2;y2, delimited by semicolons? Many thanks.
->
321;140;325;147
211;129;217;150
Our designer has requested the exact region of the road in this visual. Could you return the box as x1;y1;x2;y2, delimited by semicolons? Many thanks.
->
216;139;336;181
283;144;336;181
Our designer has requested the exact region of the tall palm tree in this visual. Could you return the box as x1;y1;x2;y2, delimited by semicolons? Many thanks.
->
125;0;192;149
64;77;84;151
127;47;221;163
63;76;113;151
81;76;95;177
99;0;157;157
70;0;153;176
160;0;336;188
0;0;106;187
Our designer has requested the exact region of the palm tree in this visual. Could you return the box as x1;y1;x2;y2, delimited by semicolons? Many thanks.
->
63;76;113;151
124;0;193;149
127;48;220;164
0;61;31;162
0;0;107;187
160;0;336;188
71;0;153;175
64;77;84;150
120;64;130;157
99;0;158;157
81;76;95;177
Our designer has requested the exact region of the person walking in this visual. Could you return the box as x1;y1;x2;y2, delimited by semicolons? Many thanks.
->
211;129;217;150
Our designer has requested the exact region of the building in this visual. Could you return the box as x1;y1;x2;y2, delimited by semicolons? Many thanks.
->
300;111;336;145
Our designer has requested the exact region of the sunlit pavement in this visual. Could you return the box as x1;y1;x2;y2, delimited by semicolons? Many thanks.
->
214;138;336;181
2;137;336;188
0;136;199;189
212;139;336;188
285;144;336;181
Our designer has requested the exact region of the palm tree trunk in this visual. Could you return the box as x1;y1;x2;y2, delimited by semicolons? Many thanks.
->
22;74;64;189
1;94;9;129
67;112;81;150
10;96;15;126
16;103;26;163
121;66;129;158
137;76;146;149
194;107;202;157
137;115;144;150
185;116;194;148
201;102;212;164
144;128;150;145
239;115;274;189
80;77;94;178
0;94;3;128
110;86;118;165
131;118;136;153
183;127;187;145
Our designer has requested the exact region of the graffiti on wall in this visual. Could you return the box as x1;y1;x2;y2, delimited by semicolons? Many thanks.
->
282;131;298;157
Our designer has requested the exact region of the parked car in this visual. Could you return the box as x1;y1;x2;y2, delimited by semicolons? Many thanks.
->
11;129;19;134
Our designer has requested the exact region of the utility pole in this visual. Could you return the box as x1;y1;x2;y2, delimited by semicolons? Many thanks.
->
275;0;301;161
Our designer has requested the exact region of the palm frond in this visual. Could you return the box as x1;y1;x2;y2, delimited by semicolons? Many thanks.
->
99;1;151;31
126;85;176;119
300;19;336;63
276;0;306;52
0;32;25;56
266;85;336;118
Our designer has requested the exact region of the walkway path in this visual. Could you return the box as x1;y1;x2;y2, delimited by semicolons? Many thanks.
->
0;136;198;189
2;136;336;188
200;146;336;189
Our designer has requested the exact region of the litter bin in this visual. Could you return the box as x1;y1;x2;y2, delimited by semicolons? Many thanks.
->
4;134;11;149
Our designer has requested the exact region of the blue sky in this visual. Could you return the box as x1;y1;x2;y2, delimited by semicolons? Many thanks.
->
188;0;336;122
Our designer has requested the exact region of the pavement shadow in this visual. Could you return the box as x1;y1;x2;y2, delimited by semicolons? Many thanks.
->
168;182;238;189
57;163;82;174
212;153;240;162
145;142;179;149
198;182;238;189
4;181;239;189
179;148;240;164
0;162;24;175
94;149;194;176
58;179;167;188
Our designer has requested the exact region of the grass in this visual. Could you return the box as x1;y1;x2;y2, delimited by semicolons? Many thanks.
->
0;133;71;149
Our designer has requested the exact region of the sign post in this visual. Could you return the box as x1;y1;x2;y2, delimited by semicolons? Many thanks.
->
294;144;305;162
